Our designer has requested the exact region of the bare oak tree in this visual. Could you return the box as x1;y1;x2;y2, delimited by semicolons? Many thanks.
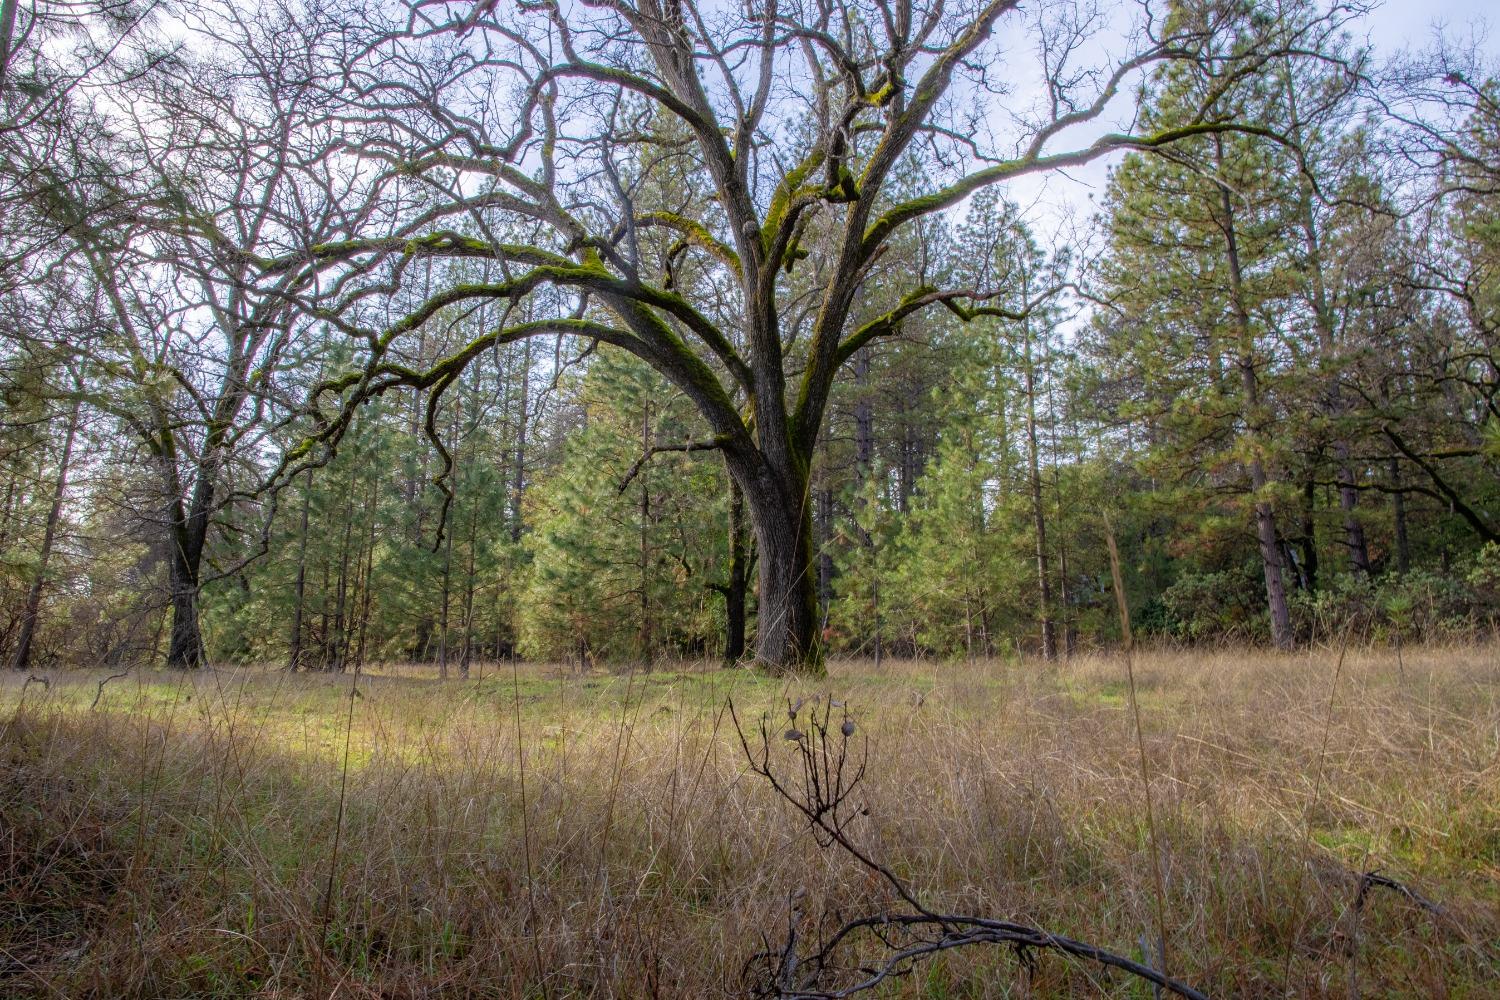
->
283;0;1359;672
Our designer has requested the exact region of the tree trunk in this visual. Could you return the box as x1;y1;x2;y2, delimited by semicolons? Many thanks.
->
1298;476;1319;592
1220;178;1294;650
9;399;79;672
1021;319;1056;660
331;494;354;671
164;471;212;670
736;462;821;674
1335;445;1372;577
288;471;312;671
160;415;218;670
166;551;205;668
1283;72;1373;579
1390;457;1411;574
1248;454;1294;650
353;485;378;671
0;472;17;555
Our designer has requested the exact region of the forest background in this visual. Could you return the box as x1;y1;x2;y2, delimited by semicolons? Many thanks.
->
1;0;1499;675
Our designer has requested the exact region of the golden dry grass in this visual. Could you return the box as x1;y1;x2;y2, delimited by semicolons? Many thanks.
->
1;645;1497;998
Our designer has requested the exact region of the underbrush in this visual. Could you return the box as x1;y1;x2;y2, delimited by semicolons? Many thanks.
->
1;648;1497;997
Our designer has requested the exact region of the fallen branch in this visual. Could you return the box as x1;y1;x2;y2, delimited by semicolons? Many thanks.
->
1353;869;1446;918
730;698;1210;1000
91;669;131;710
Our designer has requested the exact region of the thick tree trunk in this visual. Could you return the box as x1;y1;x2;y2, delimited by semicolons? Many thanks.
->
737;464;821;674
166;552;205;669
164;474;213;670
158;401;223;670
9;399;79;672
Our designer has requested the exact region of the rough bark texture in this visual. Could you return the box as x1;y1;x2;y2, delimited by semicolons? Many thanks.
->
164;465;212;670
734;456;822;674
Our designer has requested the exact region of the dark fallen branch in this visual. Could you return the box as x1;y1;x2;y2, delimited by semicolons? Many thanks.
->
729;698;1210;1000
1338;863;1500;981
1353;869;1446;918
91;669;131;710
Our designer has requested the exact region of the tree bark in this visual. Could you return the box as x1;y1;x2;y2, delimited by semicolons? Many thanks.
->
1219;179;1294;650
164;463;213;669
1390;457;1411;573
733;457;821;674
1298;475;1319;592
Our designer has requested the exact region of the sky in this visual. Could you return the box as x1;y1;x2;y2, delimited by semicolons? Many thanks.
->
1003;0;1495;243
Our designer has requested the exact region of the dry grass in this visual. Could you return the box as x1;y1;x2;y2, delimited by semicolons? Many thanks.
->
1;646;1497;998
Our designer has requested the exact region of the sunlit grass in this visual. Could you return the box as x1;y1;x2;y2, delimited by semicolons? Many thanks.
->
2;645;1497;997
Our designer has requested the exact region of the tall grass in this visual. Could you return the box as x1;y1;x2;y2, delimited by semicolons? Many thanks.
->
2;646;1497;998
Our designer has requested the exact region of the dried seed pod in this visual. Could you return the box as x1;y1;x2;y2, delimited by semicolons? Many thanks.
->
841;718;856;738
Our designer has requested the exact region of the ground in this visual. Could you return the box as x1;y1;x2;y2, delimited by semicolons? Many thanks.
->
1;646;1497;998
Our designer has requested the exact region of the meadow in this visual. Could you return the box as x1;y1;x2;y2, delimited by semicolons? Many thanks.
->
1;646;1497;998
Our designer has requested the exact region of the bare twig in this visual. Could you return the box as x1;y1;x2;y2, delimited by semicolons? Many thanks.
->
1354;869;1446;918
729;698;1211;1000
90;669;129;710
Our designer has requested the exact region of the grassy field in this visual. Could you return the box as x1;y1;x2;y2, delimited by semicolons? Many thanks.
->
2;646;1497;998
